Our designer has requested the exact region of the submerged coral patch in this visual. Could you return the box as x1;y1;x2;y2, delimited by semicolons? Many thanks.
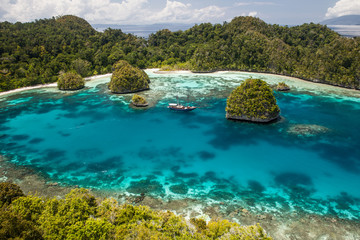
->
208;190;235;201
11;134;29;141
75;148;103;160
28;138;44;144
274;172;313;187
127;178;164;195
197;151;216;161
248;180;266;193
86;156;123;172
42;149;66;162
287;124;329;137
169;183;189;194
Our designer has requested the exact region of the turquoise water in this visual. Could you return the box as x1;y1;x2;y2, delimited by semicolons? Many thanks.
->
1;72;360;219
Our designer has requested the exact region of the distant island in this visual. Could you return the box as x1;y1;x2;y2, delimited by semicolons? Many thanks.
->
1;15;359;93
321;15;360;25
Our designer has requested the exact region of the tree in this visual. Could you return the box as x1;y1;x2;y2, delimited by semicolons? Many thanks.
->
57;71;85;90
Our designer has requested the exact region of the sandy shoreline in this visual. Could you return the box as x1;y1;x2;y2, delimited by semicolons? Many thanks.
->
0;70;359;99
0;73;113;97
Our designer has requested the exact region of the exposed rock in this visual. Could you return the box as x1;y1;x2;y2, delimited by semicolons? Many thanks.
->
276;82;290;91
226;79;280;123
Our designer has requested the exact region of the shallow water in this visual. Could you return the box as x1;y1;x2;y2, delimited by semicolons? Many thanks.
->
1;71;360;220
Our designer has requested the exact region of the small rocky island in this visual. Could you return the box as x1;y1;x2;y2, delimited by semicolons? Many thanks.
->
226;79;280;123
57;72;85;90
131;94;149;107
109;60;150;94
276;82;290;91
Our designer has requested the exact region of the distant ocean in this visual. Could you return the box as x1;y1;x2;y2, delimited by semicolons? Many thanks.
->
92;23;360;38
328;25;360;37
92;23;194;38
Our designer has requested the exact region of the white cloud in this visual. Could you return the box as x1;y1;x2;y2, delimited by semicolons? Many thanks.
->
248;11;258;17
0;0;225;24
148;0;224;23
326;0;360;18
239;11;258;17
235;2;276;7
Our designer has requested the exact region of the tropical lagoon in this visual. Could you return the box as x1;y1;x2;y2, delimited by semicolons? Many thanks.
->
1;70;360;238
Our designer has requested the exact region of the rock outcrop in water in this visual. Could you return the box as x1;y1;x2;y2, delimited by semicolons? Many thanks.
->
57;72;85;90
109;60;150;94
226;79;280;123
131;94;148;107
276;82;290;91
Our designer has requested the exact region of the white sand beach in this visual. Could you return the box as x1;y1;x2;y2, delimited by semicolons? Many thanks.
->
0;73;113;97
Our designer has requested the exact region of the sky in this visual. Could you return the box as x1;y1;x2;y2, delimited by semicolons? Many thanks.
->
0;0;360;25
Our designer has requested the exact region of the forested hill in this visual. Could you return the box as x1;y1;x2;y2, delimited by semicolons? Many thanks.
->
148;17;360;89
1;15;360;91
0;15;145;91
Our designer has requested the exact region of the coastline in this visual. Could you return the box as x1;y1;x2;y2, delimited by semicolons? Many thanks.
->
153;68;360;91
1;70;360;239
0;73;112;97
0;70;359;99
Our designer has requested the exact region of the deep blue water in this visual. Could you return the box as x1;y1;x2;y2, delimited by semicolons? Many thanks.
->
1;73;360;219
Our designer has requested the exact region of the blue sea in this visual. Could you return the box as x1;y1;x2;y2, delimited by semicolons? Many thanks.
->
1;71;360;219
92;23;360;38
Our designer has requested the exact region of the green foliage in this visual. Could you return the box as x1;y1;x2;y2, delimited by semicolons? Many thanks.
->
0;207;43;240
226;79;280;122
0;182;24;206
109;60;150;93
72;58;92;77
0;184;273;239
10;195;45;222
39;188;98;239
147;17;360;89
1;15;359;92
132;94;148;105
57;71;85;90
65;218;114;240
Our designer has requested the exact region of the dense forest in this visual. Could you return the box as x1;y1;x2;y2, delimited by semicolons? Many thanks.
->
1;15;359;91
0;182;272;239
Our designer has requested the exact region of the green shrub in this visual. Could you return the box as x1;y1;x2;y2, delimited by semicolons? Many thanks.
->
0;208;43;240
11;195;45;222
226;78;280;122
0;184;273;240
39;188;98;239
57;71;85;90
131;94;148;105
0;182;24;206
